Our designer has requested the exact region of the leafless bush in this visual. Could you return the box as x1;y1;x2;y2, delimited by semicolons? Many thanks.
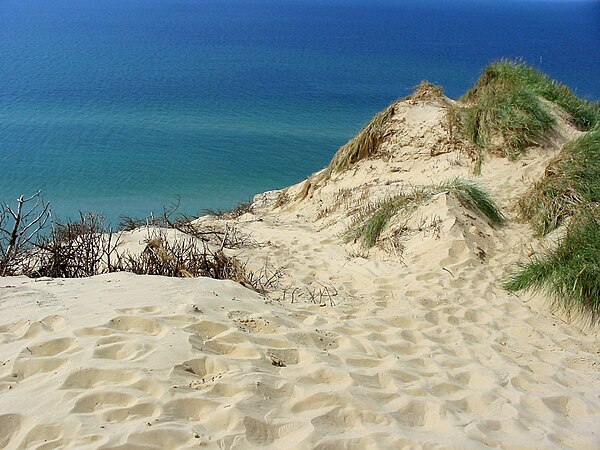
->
1;194;278;295
243;259;284;293
120;198;254;249
173;222;254;249
0;192;51;276
34;213;122;278
120;228;276;292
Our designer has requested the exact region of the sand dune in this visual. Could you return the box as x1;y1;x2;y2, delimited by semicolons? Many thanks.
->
1;268;598;448
1;92;599;449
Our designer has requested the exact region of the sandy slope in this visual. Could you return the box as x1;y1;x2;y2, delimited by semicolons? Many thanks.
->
1;95;599;449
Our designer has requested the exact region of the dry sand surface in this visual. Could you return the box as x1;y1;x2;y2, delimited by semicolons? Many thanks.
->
1;95;599;449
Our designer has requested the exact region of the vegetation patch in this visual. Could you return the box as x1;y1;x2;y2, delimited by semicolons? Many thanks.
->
452;60;600;159
509;127;600;326
328;102;396;174
518;129;600;236
408;81;446;102
443;178;505;225
344;195;415;248
505;209;600;326
345;179;503;248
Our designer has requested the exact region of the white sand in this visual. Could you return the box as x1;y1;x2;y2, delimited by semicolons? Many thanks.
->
1;95;599;449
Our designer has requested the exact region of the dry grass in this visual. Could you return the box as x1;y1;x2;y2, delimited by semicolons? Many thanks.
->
327;102;396;174
407;81;446;102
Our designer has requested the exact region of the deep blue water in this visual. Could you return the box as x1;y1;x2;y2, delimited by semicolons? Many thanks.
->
1;0;599;224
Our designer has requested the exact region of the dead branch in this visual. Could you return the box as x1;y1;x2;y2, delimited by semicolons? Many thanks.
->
0;192;51;276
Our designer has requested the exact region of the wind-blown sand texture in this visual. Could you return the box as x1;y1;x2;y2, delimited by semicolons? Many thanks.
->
1;93;599;449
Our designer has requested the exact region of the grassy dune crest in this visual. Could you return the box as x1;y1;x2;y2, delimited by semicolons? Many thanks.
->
519;129;600;236
453;60;600;159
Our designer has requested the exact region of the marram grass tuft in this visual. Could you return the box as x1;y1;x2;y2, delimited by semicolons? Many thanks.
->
505;210;600;326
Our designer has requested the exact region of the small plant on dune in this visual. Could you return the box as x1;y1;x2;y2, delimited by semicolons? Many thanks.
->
453;63;554;158
451;60;600;160
441;178;505;225
409;81;446;102
345;179;503;248
35;213;122;278
344;196;412;248
518;129;600;236
505;209;600;326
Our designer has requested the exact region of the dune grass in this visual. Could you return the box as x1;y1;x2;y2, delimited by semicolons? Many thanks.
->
344;196;411;248
328;103;396;174
327;81;447;176
441;178;506;225
519;129;600;236
505;209;600;325
453;60;600;159
508;127;600;325
345;179;503;248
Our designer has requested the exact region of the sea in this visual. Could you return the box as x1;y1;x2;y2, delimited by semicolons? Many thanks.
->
1;0;599;225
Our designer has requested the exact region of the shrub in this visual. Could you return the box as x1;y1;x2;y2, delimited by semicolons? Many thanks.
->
0;192;51;276
34;213;121;278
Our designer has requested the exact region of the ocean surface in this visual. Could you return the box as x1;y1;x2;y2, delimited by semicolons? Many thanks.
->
1;0;599;225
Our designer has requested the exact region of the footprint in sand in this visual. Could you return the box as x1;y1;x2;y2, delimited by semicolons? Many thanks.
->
173;355;231;380
164;397;222;421
17;422;64;449
0;413;24;448
115;305;161;315
102;401;160;423
0;315;66;343
61;367;140;390
105;315;166;336
243;416;302;446
71;389;137;413
7;337;77;381
93;340;155;361
23;336;79;357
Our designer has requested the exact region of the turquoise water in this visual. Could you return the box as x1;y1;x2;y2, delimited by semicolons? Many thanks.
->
1;0;599;224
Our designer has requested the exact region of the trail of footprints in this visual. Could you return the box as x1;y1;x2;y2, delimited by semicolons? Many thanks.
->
1;284;599;449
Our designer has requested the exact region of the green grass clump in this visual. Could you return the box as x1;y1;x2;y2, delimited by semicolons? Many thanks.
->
442;178;506;225
454;60;600;159
345;179;503;248
519;129;600;235
505;210;600;325
510;125;600;325
344;196;412;248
